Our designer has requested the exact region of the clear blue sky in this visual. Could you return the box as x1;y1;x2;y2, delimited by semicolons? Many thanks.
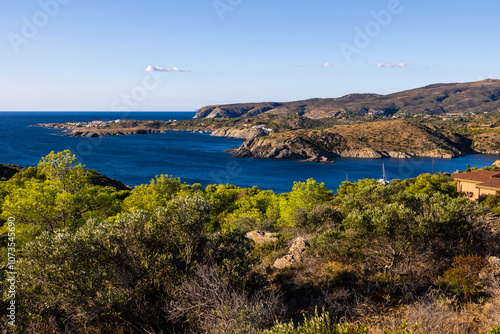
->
1;0;499;111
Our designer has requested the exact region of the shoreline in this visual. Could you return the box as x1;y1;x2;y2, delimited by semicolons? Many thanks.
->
32;119;500;163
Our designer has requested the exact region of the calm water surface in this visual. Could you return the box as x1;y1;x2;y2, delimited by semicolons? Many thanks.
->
1;112;499;193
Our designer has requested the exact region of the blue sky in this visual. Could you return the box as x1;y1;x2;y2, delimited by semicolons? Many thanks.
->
1;0;499;111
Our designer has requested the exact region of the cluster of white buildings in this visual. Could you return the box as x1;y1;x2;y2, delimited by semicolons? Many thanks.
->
367;110;385;116
66;119;121;128
251;124;274;132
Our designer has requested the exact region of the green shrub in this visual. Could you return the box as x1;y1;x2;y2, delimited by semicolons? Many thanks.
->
263;308;368;334
383;319;419;334
486;327;500;334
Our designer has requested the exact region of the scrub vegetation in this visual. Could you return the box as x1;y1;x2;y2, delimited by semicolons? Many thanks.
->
1;151;499;333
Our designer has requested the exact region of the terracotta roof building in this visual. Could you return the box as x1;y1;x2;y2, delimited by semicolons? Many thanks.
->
454;170;500;200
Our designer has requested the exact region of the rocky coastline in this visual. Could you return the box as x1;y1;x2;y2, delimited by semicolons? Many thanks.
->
227;120;471;162
34;119;495;163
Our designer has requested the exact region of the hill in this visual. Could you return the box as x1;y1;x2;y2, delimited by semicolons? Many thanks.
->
228;120;472;161
194;79;500;119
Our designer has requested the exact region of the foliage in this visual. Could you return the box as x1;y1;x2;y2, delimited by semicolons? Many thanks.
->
264;308;368;334
221;189;279;232
383;319;419;334
277;179;333;228
38;150;88;193
438;255;488;300
1;151;499;333
204;184;247;231
336;179;379;197
122;174;200;212
480;193;500;214
10;196;210;332
0;151;127;232
169;265;282;334
402;173;459;198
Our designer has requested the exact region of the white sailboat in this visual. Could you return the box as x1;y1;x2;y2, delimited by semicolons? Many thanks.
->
378;163;389;184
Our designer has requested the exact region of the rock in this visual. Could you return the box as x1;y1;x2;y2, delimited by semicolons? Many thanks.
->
478;256;500;281
245;231;278;246
88;171;131;191
273;254;298;269
303;156;334;163
387;151;413;158
211;127;268;140
289;237;309;258
493;159;500;168
0;164;25;181
273;237;310;269
341;148;384;158
488;256;500;275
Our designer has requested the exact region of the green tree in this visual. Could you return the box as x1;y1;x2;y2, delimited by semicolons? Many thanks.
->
123;174;200;212
277;179;333;227
403;173;459;198
336;179;379;197
222;189;278;232
1;151;128;231
38;150;89;193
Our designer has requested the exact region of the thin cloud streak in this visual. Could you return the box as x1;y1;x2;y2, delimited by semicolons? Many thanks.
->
145;65;190;72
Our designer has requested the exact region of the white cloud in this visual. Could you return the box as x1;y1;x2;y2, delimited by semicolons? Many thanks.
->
145;65;189;72
321;62;332;67
377;62;414;68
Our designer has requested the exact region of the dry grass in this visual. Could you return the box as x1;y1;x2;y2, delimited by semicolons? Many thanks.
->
359;289;500;334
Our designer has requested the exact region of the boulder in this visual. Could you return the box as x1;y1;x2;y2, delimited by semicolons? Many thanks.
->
478;256;500;281
341;148;384;158
273;237;310;269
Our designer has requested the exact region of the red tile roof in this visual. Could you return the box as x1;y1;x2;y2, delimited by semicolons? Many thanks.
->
477;178;500;190
454;171;500;183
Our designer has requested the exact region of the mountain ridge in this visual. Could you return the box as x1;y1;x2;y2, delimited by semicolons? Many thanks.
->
194;79;500;119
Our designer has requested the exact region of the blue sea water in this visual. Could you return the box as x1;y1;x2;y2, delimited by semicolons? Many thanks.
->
1;111;500;193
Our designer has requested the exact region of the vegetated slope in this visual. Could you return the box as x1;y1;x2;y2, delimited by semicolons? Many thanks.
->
0;163;129;190
194;79;500;119
228;120;472;161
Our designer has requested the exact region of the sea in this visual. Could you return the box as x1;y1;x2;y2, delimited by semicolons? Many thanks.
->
1;111;500;193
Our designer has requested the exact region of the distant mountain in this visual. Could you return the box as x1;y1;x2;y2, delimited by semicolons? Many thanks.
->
194;79;500;119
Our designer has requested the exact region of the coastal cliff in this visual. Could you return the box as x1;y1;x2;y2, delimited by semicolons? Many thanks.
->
228;120;471;161
210;126;271;139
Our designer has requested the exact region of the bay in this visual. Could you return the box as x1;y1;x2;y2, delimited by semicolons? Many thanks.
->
1;111;499;193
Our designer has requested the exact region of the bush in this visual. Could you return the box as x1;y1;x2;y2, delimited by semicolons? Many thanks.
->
438;255;488;300
168;265;283;334
9;195;213;332
263;307;368;334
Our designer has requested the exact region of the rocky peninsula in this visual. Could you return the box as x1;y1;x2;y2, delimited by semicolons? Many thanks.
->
227;120;472;162
32;79;500;163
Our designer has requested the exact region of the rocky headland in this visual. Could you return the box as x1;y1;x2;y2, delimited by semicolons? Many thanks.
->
227;120;472;162
32;79;500;163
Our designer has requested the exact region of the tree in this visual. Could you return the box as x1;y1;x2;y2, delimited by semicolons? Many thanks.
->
403;173;459;198
38;150;88;194
277;179;333;227
122;174;200;212
221;189;278;232
1;151;128;231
